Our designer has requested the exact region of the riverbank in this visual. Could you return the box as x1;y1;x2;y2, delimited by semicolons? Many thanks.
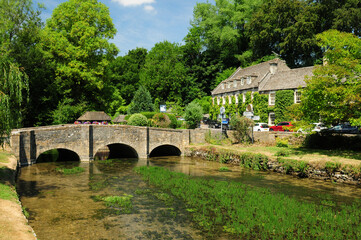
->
0;147;36;240
185;144;361;185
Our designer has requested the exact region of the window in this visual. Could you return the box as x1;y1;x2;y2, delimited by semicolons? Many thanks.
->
233;80;237;88
247;76;252;84
227;82;231;88
217;97;220;105
235;94;239;104
269;92;275;105
241;78;244;85
269;112;275;125
295;91;301;103
242;93;246;103
221;83;224;89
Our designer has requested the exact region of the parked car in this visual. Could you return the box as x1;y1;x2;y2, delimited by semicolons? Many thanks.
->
253;123;269;132
321;124;361;134
312;122;327;132
269;122;293;132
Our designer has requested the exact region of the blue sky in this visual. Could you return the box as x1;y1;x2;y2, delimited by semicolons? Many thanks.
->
33;0;212;56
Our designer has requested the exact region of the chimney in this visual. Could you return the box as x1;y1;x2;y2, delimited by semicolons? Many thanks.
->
269;62;278;74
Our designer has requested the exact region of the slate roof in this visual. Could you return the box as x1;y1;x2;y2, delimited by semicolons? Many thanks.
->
211;58;290;95
77;111;111;121
260;66;314;92
113;114;127;123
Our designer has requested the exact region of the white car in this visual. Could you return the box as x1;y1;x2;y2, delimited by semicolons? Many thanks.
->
253;123;269;132
312;123;327;132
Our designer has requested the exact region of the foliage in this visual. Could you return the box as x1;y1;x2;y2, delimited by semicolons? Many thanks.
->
99;194;133;214
184;102;203;129
229;115;254;144
127;114;148;127
140;41;199;103
214;67;236;87
191;96;212;114
276;139;289;148
252;92;269;122
104;48;147;104
300;30;361;125
274;90;294;123
151;113;171;128
41;0;118;110
140;112;157;119
165;113;178;129
209;103;220;120
127;86;155;114
52;99;88;124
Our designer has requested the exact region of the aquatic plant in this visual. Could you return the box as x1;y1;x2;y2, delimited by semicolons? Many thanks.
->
219;166;230;172
135;166;361;239
102;194;133;214
55;166;85;175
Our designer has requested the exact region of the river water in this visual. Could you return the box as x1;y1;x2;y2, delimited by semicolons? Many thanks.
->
17;156;361;240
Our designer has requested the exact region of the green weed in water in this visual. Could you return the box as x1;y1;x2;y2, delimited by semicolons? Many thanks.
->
219;166;230;172
103;194;133;214
55;166;85;175
135;166;361;239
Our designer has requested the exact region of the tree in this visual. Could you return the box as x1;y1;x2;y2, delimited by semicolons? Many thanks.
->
127;86;155;114
104;48;147;104
140;41;199;103
229;115;254;143
42;0;118;111
184;102;203;129
300;30;361;125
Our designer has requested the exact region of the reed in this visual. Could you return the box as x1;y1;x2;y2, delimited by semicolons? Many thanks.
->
135;166;361;239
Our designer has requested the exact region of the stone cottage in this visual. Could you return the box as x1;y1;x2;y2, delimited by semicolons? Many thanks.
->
211;58;314;125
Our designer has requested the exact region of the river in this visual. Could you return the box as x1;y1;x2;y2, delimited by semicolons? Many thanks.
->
17;156;361;240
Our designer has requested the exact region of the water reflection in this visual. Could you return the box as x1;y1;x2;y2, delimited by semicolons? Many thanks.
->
17;156;361;239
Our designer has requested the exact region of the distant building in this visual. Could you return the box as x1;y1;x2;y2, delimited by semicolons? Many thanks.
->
77;111;111;124
211;58;314;125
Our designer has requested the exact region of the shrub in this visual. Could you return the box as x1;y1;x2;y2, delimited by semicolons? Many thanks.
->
128;113;148;126
229;115;254;143
141;112;157;119
276;139;289;147
152;113;171;128
184;102;203;129
166;113;178;128
127;86;155;114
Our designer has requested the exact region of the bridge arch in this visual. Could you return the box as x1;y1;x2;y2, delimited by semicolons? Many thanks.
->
36;148;80;163
149;144;181;157
94;143;139;160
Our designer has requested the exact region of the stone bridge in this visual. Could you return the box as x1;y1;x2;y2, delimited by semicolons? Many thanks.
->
11;124;209;166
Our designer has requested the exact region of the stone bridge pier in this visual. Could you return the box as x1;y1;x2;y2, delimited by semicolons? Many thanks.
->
10;124;210;166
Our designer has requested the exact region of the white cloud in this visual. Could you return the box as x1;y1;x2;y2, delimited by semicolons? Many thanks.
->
111;0;155;7
144;5;156;13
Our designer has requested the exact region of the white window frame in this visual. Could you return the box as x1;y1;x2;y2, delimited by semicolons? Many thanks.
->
233;80;237;88
247;76;252;85
241;78;244;86
221;83;225;89
269;112;276;126
242;93;246;103
294;90;301;103
235;94;239;104
269;91;276;105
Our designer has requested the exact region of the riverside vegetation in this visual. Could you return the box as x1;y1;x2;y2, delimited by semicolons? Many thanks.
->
135;166;361;239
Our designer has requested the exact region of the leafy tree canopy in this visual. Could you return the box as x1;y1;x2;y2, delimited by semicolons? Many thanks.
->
42;0;118;106
300;30;361;125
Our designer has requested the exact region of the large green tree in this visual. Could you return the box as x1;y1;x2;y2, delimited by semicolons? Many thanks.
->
0;0;41;141
140;41;199;103
42;0;118;117
300;30;361;125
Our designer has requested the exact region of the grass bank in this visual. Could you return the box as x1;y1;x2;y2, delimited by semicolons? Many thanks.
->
135;166;361;239
0;148;36;240
186;144;361;184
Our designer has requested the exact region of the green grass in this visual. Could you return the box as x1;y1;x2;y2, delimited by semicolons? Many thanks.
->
0;152;11;163
55;166;85;175
0;183;17;201
135;166;361;239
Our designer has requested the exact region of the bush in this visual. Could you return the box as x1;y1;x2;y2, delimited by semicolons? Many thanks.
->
276;139;289;147
166;113;178;129
184;102;203;129
229;115;254;143
127;86;155;114
152;113;171;128
141;112;157;119
128;113;148;126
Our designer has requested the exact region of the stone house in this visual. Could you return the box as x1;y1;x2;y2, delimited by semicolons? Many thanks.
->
211;58;314;125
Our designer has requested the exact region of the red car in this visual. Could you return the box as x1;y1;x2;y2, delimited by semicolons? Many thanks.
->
269;122;293;132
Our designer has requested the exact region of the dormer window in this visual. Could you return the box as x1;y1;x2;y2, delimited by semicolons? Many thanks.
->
227;82;231;88
221;83;225;89
241;78;244;85
233;80;237;87
247;76;252;84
